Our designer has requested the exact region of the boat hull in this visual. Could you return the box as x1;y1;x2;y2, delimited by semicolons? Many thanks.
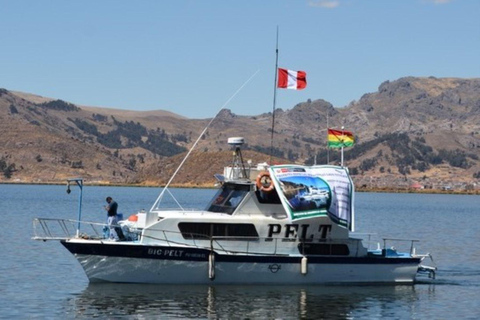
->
62;241;422;284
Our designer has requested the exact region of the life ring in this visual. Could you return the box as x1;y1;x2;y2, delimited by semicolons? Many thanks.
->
256;171;274;192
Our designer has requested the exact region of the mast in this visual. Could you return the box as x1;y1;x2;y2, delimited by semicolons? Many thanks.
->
269;26;279;164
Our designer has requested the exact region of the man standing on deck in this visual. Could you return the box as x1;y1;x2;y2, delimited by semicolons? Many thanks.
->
105;196;119;241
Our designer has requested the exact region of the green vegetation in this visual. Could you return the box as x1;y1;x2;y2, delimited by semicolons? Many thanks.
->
438;149;469;169
68;117;187;157
287;149;298;161
92;113;108;122
9;105;18;114
300;136;319;144
98;130;122;149
171;133;189;143
359;157;377;171
0;157;16;178
68;118;99;135
37;100;79;112
307;132;476;175
143;132;186;156
71;161;83;169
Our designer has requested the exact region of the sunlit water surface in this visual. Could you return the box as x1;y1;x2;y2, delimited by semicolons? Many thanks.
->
1;185;479;319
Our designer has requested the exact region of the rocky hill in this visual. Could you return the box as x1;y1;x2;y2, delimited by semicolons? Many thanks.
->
1;76;479;190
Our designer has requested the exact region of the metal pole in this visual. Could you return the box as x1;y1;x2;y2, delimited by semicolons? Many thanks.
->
341;126;345;167
327;112;329;164
270;26;279;164
67;178;84;237
76;180;83;237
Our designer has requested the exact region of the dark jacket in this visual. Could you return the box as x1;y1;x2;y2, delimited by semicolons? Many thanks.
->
107;201;118;216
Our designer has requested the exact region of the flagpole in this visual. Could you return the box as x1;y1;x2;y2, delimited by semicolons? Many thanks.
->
326;112;329;165
341;125;345;167
270;26;279;165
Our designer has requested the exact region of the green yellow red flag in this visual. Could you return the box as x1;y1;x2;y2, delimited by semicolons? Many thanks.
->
327;128;355;148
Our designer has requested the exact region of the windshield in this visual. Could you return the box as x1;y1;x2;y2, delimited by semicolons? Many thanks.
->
206;183;250;214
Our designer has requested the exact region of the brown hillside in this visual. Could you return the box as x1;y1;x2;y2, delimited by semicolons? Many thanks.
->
135;150;287;187
1;76;479;190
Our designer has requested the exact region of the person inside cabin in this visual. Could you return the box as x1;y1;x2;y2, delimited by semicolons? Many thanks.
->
226;190;244;208
214;188;230;205
104;196;120;241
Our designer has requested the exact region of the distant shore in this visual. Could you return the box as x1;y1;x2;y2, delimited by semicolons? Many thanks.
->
1;180;479;195
355;187;480;195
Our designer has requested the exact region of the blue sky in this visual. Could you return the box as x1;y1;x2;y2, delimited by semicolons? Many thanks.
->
1;0;479;118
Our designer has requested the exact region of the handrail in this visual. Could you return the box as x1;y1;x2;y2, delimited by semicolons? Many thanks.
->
382;238;420;255
33;218;421;258
32;218;106;240
352;233;423;255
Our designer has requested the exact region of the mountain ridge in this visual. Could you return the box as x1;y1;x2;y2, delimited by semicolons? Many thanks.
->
1;76;479;191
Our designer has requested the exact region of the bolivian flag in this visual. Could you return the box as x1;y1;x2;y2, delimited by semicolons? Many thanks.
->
328;128;355;148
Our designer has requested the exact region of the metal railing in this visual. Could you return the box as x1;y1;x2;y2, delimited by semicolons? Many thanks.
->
352;233;423;256
33;218;370;258
33;218;424;260
382;237;420;256
32;218;105;240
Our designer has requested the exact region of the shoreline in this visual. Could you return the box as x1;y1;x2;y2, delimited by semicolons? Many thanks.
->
1;181;479;195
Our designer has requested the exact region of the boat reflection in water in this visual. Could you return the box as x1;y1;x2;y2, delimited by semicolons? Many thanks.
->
72;284;426;319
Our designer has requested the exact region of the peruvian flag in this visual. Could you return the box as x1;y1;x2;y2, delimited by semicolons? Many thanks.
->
277;68;307;90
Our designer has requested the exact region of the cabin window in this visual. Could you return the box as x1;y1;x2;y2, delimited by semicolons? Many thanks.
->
298;243;350;256
206;183;250;214
178;223;259;240
255;189;282;204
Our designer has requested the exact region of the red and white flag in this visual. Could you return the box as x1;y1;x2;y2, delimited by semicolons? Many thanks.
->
277;68;307;90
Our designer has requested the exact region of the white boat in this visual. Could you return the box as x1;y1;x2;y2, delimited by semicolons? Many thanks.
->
33;137;436;284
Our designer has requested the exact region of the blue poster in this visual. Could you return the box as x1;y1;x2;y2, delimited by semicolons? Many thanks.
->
270;165;354;230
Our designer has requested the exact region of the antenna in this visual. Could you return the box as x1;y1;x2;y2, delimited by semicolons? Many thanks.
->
228;137;248;180
150;71;259;213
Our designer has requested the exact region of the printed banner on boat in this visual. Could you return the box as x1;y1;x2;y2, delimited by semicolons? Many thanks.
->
308;166;354;230
269;165;331;220
269;165;354;230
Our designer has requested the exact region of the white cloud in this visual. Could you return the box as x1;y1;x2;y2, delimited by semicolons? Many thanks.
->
308;0;341;9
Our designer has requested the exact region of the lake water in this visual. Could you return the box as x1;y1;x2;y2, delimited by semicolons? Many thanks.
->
1;184;479;319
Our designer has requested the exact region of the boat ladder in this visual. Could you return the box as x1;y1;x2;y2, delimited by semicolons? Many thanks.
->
416;253;437;279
